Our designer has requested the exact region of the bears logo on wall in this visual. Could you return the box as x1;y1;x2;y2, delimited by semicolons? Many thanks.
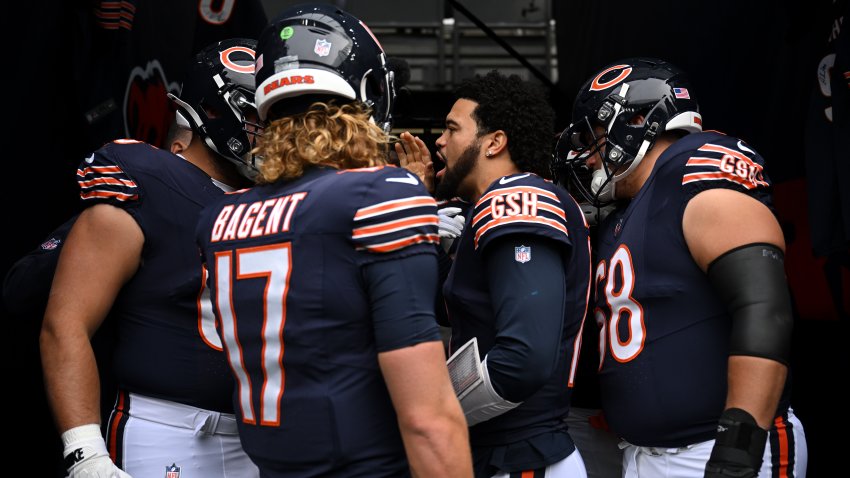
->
123;60;180;148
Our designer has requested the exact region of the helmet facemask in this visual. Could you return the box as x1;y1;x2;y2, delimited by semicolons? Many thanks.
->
169;38;262;180
554;58;702;207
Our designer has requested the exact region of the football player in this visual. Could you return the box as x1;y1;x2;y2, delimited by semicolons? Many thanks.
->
553;57;808;478
40;39;262;478
194;4;472;477
420;69;593;477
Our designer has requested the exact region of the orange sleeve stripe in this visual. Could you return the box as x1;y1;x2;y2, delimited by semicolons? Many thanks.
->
682;171;768;189
354;196;436;220
476;185;559;206
537;201;566;220
474;216;568;248
78;177;137;188
471;201;565;228
352;215;439;238
360;233;440;252
685;157;722;167
80;190;139;201
471;207;490;227
698;143;764;172
77;165;125;176
99;1;135;11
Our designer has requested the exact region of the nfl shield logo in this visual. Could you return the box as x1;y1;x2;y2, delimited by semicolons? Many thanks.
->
165;463;180;478
314;38;332;57
514;245;531;263
40;237;62;250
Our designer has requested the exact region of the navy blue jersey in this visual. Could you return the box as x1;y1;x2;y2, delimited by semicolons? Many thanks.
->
3;215;78;316
443;173;591;467
76;139;235;412
804;0;850;256
196;166;441;477
594;131;775;447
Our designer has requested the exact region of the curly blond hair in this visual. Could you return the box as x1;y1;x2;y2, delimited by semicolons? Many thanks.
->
255;102;392;184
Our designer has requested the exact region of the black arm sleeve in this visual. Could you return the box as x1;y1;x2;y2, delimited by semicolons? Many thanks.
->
363;252;442;353
483;234;567;402
707;243;793;365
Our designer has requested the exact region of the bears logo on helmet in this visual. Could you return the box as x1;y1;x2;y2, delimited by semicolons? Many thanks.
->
254;4;396;132
168;38;261;179
553;57;702;206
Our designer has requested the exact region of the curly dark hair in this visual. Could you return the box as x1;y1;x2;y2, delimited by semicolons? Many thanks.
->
454;70;555;178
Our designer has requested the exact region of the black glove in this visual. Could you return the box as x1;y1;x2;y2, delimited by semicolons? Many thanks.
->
704;408;767;478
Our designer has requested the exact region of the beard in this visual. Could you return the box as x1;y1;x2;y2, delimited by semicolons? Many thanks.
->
435;139;480;200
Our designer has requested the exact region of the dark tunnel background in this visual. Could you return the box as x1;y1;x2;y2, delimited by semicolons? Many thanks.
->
1;1;846;475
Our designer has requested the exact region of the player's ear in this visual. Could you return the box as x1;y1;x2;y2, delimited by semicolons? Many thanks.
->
485;130;507;158
170;129;192;155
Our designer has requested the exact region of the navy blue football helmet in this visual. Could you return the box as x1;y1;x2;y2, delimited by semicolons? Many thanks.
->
254;3;396;132
168;38;261;179
553;57;702;205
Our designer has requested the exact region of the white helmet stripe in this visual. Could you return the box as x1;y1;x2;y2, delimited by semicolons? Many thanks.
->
256;68;357;121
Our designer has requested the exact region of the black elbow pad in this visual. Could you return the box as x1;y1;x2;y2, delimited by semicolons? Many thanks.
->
707;243;793;365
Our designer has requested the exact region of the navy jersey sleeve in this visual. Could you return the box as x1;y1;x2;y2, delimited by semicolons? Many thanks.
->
3;215;78;316
350;167;440;261
470;174;573;253
75;141;143;209
363;253;442;352
680;135;773;207
483;235;567;402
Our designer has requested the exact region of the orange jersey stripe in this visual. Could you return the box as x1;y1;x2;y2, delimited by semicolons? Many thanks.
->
698;143;763;172
77;165;125;176
360;233;440;253
81;190;138;201
78;177;137;188
472;199;565;226
474;216;568;249
537;201;567;221
685;157;722;167
681;171;764;189
95;10;120;19
354;196;436;220
352;215;439;239
476;185;559;206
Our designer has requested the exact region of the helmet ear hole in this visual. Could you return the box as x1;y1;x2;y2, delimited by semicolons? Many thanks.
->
364;71;383;101
201;101;222;119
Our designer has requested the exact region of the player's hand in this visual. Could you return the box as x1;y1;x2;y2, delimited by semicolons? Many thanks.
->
395;131;435;193
438;207;465;252
63;424;133;478
704;408;767;478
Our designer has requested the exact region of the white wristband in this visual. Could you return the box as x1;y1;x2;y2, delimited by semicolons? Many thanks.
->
62;424;104;449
